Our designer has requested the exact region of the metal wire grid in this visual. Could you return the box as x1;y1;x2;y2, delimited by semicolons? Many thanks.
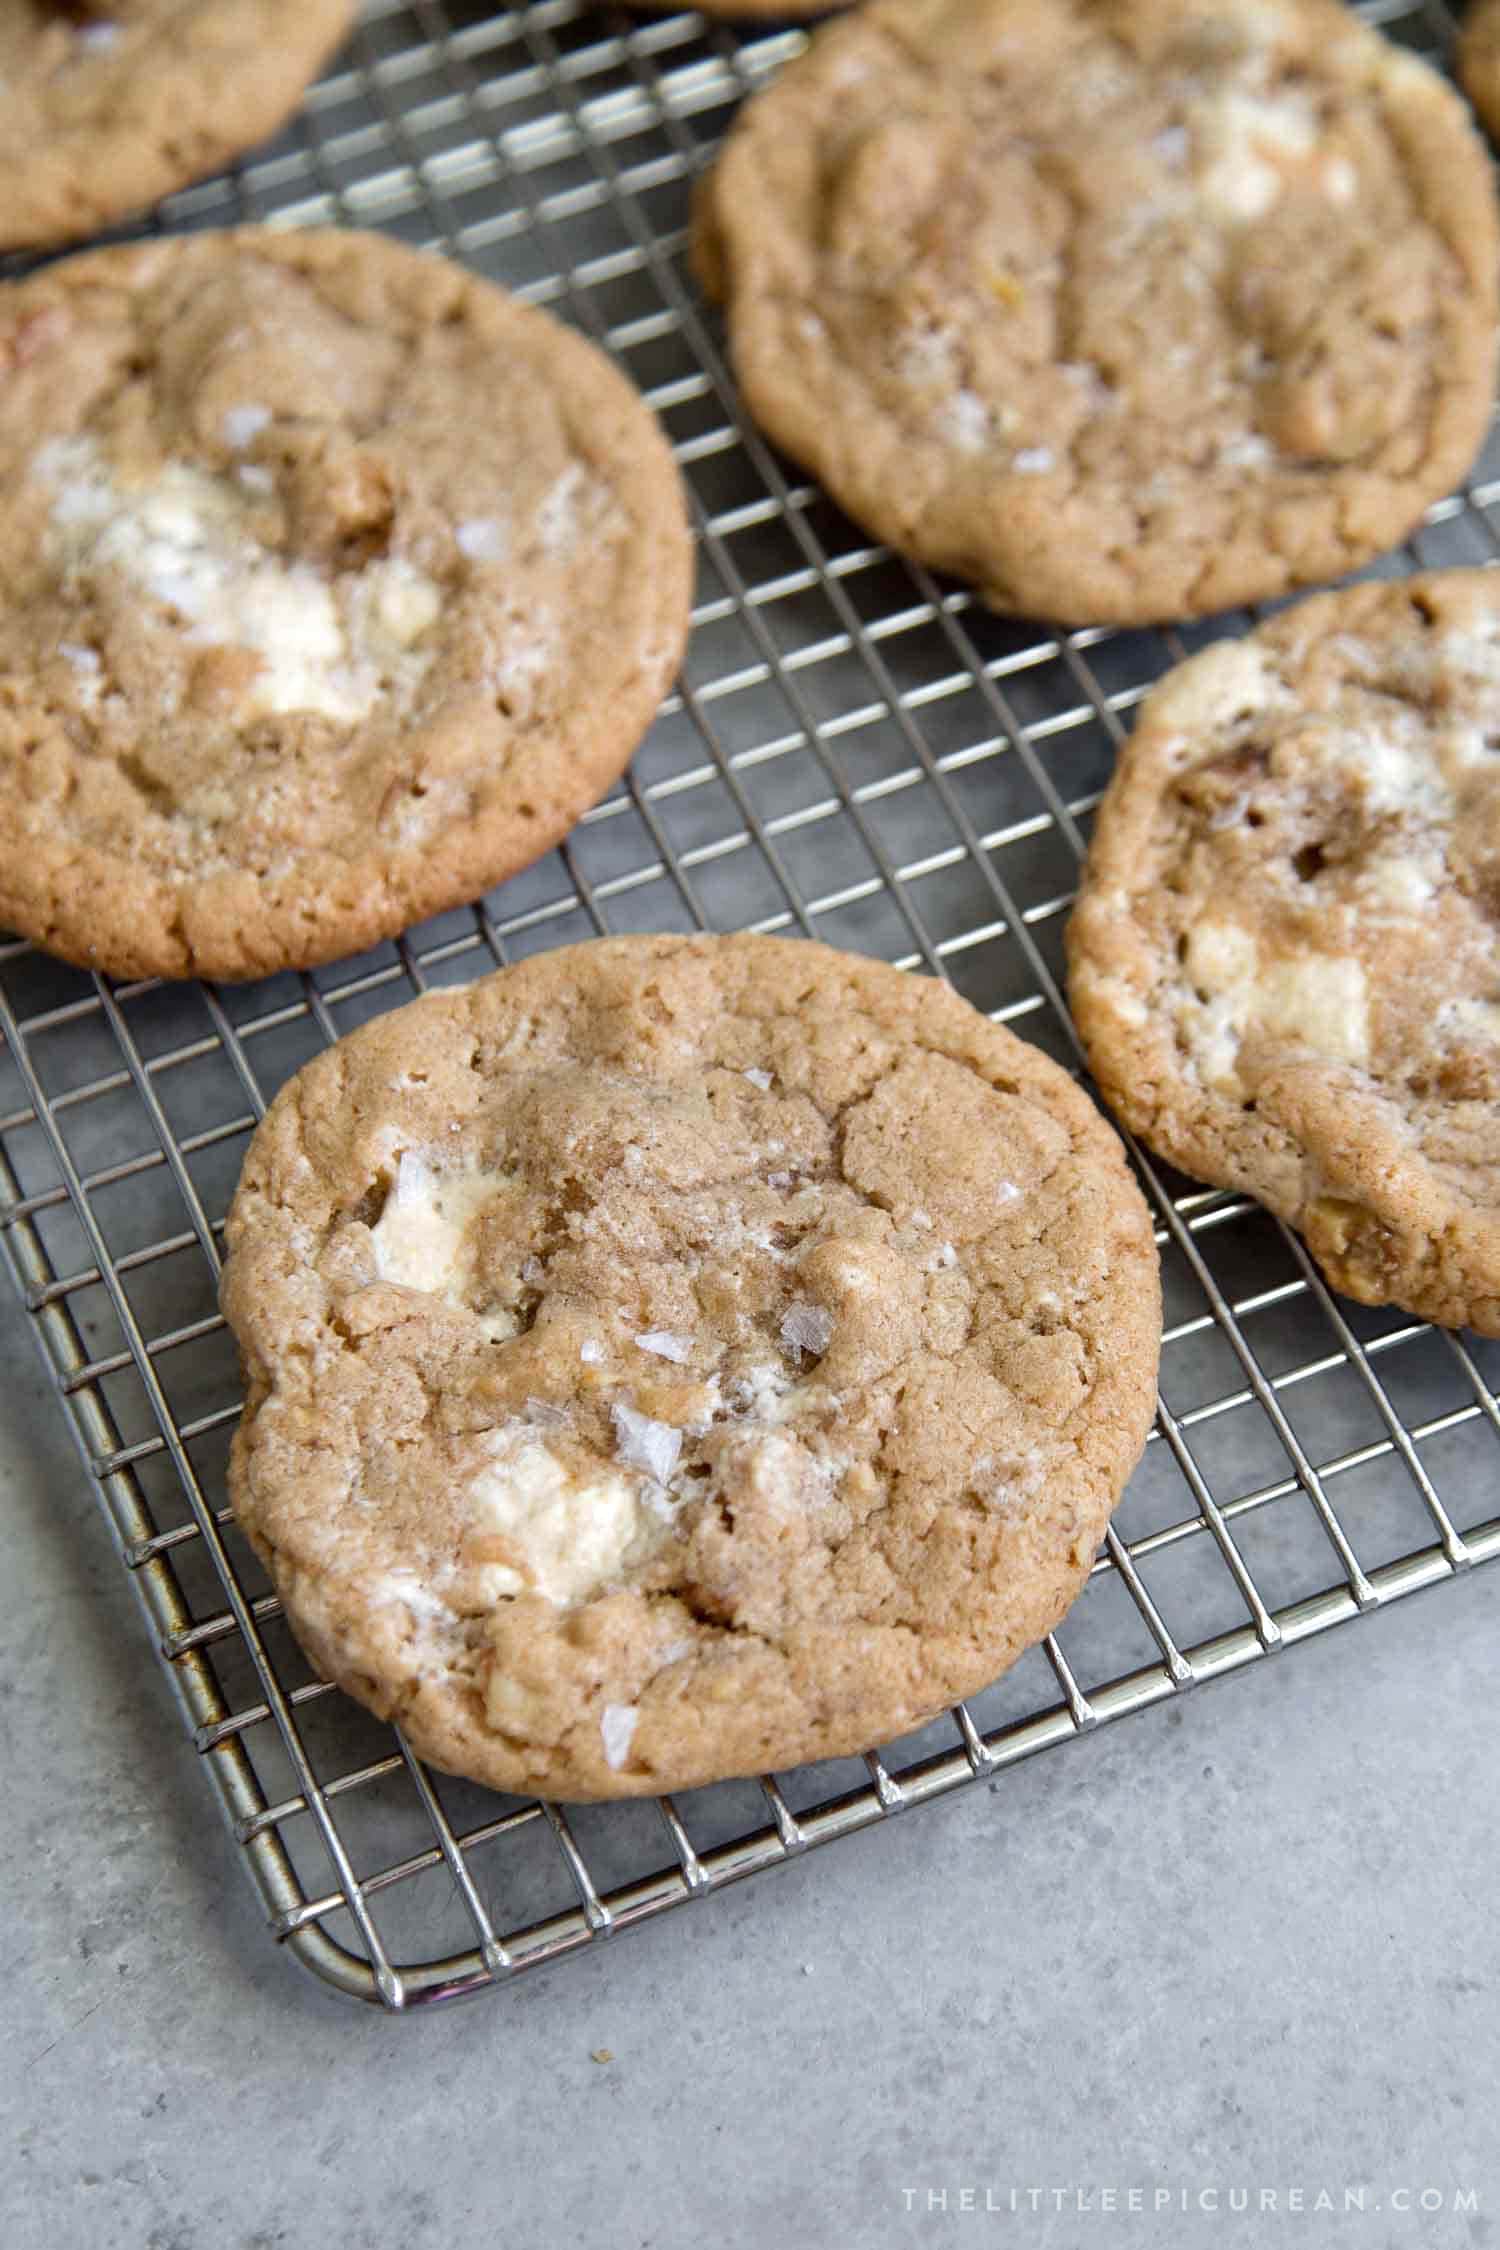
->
0;0;1497;2012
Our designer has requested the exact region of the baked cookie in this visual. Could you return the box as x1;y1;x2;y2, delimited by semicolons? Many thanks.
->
693;0;1499;627
0;230;692;982
1068;571;1500;1335
0;1;355;250
1461;0;1500;141
220;935;1161;1800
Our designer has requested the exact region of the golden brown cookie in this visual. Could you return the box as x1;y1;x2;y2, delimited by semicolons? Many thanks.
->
220;935;1161;1800
0;0;356;250
1461;0;1500;140
694;0;1499;627
1068;570;1500;1334
0;230;692;982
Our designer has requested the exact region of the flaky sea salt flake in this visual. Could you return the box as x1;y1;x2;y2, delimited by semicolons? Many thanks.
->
1219;434;1273;471
523;1398;569;1429
222;404;271;450
600;1703;639;1770
936;388;991;453
612;1401;682;1485
456;516;508;562
635;1330;692;1364
780;1301;833;1359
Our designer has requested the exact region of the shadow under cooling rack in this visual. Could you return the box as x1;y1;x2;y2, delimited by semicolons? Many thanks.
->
0;0;1496;2007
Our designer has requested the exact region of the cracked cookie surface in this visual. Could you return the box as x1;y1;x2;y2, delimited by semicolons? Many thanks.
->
693;0;1498;626
220;934;1160;1799
1068;569;1500;1333
0;229;692;981
0;0;355;249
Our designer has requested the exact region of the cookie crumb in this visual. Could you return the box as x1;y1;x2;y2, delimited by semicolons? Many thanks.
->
590;2048;614;2065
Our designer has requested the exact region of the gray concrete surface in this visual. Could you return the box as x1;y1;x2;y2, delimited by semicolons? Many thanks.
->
2;1291;1496;2250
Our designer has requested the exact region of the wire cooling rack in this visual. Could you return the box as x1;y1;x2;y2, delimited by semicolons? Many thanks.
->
1;0;1496;2013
